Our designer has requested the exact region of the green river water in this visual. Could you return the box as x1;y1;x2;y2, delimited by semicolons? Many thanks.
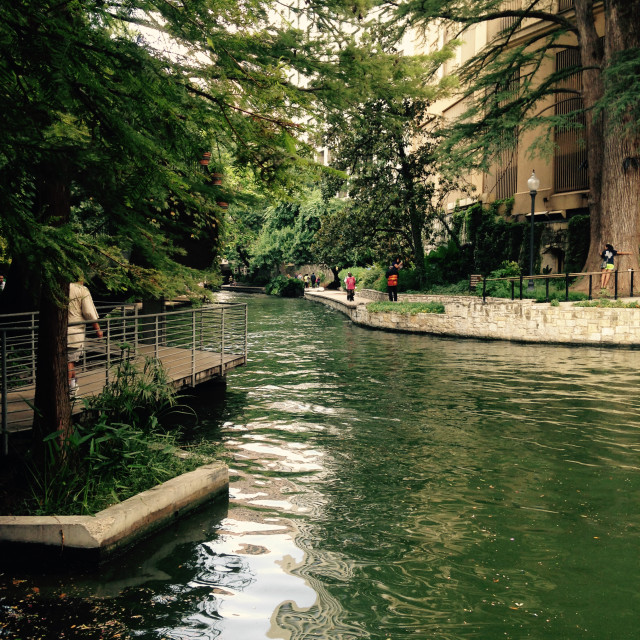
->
3;292;640;639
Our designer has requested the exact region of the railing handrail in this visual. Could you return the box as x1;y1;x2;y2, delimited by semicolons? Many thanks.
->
0;301;248;455
0;300;246;325
479;269;634;303
484;270;619;283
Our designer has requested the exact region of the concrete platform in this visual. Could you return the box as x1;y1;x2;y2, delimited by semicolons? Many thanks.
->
0;461;228;567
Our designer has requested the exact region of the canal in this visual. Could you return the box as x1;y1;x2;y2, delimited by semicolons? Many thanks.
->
4;292;640;639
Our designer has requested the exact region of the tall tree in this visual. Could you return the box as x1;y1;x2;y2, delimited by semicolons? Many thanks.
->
392;0;640;277
323;98;465;284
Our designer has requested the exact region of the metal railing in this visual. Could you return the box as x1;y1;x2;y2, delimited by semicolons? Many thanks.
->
0;302;247;454
480;270;635;302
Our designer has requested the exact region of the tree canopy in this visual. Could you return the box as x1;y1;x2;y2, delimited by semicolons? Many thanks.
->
1;0;450;441
321;97;466;284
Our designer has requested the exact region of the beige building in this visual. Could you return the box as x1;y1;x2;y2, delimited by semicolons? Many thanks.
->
429;0;598;273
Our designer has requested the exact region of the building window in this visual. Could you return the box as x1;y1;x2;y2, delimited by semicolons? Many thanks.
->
554;47;588;193
484;69;519;200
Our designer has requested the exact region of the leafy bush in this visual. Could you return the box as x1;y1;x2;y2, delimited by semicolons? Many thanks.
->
565;214;590;274
426;280;470;295
475;261;522;298
84;352;180;432
536;290;588;303
23;356;218;516
367;301;445;314
423;239;474;288
265;274;304;297
338;265;388;292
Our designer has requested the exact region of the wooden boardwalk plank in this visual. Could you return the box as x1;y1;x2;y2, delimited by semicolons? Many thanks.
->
4;347;245;433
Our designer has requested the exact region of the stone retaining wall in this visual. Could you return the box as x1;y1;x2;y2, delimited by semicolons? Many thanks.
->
307;290;640;347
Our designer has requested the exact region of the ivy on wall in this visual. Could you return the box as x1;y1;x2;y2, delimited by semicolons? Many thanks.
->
425;202;590;287
460;199;532;275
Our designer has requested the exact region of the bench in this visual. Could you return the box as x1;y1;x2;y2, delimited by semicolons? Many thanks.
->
469;274;483;291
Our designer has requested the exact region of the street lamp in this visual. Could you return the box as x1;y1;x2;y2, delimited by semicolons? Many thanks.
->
527;170;540;290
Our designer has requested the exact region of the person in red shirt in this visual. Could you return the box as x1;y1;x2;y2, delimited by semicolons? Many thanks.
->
345;272;356;301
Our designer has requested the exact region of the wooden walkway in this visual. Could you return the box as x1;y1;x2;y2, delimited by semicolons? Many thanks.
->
1;302;248;441
5;347;246;433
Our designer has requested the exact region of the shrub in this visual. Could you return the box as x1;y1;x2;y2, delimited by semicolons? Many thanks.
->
265;274;304;297
565;214;590;274
423;239;474;288
338;265;387;292
23;356;218;516
475;261;522;298
426;280;470;295
574;299;640;308
367;301;445;314
536;290;588;303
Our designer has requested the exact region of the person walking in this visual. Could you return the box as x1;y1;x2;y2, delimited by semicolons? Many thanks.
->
345;272;356;301
68;281;102;397
600;244;631;289
310;272;316;288
385;258;402;302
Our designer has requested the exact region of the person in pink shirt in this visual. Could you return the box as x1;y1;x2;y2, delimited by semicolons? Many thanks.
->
345;272;356;301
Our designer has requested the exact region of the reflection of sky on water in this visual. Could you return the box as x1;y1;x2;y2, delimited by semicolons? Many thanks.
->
149;413;337;640
190;520;317;639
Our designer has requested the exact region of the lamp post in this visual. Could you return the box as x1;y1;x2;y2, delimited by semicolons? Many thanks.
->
527;170;540;290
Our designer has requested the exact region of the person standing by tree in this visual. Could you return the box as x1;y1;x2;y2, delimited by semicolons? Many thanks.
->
600;244;631;290
386;258;402;302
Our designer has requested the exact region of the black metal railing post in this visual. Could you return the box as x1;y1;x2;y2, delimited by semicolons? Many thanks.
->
1;329;7;456
545;278;549;302
511;279;515;300
615;270;619;300
482;277;487;303
519;275;523;300
589;274;592;300
630;269;634;298
565;273;569;301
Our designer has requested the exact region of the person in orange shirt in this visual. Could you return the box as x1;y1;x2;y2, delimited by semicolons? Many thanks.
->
385;258;402;301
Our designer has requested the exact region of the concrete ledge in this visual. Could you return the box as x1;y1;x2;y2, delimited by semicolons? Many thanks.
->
0;461;228;566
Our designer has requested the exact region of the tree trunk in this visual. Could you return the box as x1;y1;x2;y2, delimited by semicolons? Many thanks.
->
32;281;71;448
31;170;72;456
398;147;427;286
577;0;640;291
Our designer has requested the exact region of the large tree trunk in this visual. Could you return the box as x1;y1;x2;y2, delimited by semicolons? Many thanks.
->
577;0;640;291
31;170;72;456
32;281;70;447
399;146;427;285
